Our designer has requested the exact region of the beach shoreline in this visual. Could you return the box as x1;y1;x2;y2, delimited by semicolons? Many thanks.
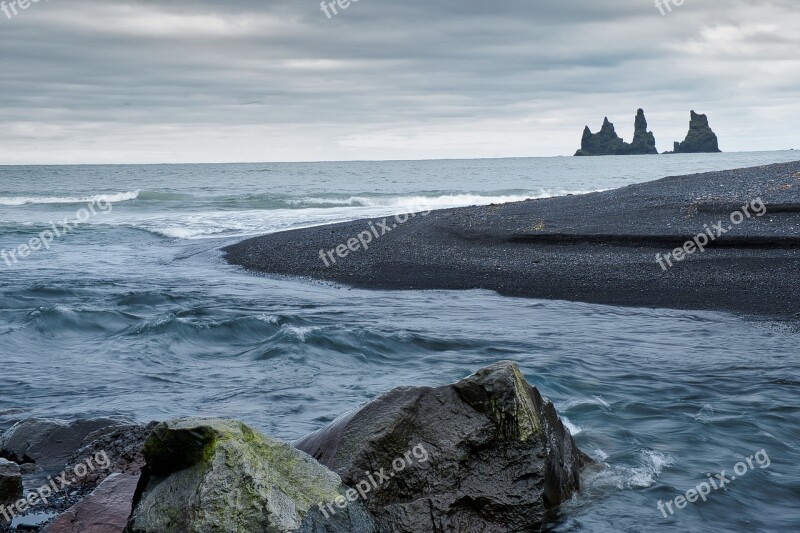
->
224;161;800;320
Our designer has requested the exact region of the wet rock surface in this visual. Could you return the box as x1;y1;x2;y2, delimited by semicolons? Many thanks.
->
1;364;591;532
0;422;152;533
296;361;588;532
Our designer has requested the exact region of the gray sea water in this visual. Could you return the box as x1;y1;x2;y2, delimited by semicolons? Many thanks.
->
1;151;799;532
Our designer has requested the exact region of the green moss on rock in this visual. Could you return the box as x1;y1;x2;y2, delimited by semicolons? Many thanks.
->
128;418;374;533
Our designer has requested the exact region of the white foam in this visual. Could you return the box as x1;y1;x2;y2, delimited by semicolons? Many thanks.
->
287;190;604;210
0;191;140;206
584;449;675;490
280;324;319;343
692;404;715;423
561;416;583;436
124;188;605;240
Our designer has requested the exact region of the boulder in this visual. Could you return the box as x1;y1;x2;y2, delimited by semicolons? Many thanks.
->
0;417;131;475
127;418;375;533
296;361;589;532
63;422;157;490
42;473;140;533
670;110;721;153
574;109;658;156
0;458;22;508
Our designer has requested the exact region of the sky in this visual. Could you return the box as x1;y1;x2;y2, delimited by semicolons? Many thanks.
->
0;0;798;164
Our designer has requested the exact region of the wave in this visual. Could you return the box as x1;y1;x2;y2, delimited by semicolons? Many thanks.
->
561;416;583;436
285;190;604;210
2;188;604;240
120;188;605;240
1;189;601;210
0;190;140;206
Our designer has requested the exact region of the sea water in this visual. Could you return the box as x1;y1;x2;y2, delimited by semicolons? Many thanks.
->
1;151;798;531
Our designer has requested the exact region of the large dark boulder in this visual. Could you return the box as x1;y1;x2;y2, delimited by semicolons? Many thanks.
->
0;459;22;508
670;110;721;153
575;109;658;156
296;361;589;532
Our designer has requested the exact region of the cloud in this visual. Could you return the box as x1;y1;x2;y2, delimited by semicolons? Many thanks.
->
0;0;797;163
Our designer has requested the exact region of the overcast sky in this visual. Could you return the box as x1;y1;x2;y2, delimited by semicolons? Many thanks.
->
0;0;797;163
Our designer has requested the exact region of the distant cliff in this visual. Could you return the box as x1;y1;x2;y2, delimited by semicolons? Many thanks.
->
667;111;721;154
574;109;658;156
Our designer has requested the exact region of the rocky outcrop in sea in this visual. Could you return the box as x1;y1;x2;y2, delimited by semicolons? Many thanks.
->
0;362;589;533
574;109;658;156
668;110;722;153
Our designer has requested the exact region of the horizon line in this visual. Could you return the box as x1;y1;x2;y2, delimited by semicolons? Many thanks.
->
0;149;797;167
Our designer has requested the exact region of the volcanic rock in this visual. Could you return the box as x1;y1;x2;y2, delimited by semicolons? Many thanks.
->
0;459;22;509
296;361;588;532
670;110;721;153
575;109;658;156
0;417;131;475
42;473;140;533
127;418;374;533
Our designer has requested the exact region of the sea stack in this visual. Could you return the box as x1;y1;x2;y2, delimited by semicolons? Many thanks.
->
574;109;658;156
629;109;658;155
669;110;721;153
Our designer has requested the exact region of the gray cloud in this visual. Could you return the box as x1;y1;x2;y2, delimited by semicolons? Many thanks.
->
0;0;797;162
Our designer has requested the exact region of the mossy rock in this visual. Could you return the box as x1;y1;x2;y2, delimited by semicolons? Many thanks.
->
127;418;374;533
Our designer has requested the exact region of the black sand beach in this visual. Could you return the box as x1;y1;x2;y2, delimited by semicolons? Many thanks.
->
225;161;800;320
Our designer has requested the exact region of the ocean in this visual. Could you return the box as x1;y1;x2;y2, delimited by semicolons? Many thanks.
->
1;151;798;532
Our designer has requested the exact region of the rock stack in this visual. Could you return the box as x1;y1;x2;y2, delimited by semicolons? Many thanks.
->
668;110;722;153
574;109;722;156
575;109;658;156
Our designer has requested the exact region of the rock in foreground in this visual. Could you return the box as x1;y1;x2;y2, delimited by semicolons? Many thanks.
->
127;418;374;533
0;417;130;475
296;361;588;532
42;473;140;533
0;459;22;508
